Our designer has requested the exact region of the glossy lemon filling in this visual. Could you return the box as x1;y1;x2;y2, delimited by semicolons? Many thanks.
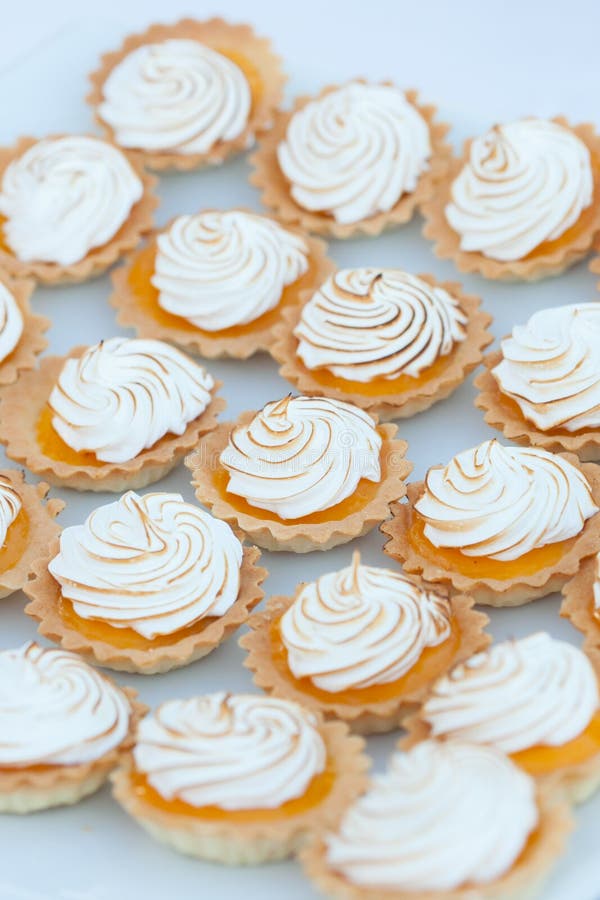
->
214;429;391;526
298;346;459;399
0;509;29;575
126;241;312;339
269;617;461;705
408;511;576;581
130;759;336;822
58;593;220;651
509;712;600;776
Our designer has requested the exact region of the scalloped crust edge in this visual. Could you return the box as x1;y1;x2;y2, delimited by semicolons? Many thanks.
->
0;273;49;384
24;541;267;674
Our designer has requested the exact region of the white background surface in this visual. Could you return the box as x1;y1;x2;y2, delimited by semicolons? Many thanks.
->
1;1;600;898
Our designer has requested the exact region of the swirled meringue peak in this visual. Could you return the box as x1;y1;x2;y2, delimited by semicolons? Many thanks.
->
152;210;309;330
325;739;537;891
0;282;23;363
0;474;21;547
134;692;326;810
48;491;242;639
277;83;431;225
422;632;599;753
48;337;214;464
99;40;251;155
446;118;593;261
280;551;451;692
294;268;466;382
0;136;143;266
0;642;131;767
415;439;598;561
220;395;382;520
492;303;600;432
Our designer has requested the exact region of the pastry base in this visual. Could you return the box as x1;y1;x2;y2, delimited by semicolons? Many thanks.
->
421;118;600;282
110;218;334;359
475;350;600;461
271;276;492;420
561;556;600;656
240;591;489;734
111;718;369;864
25;542;267;674
0;136;157;284
249;83;452;239
300;786;573;900
0;274;49;384
381;459;600;606
0;347;225;492
87;18;286;171
0;690;146;814
186;417;412;552
0;470;63;600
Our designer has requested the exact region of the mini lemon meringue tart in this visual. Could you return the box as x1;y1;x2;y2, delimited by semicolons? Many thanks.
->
24;491;266;674
87;18;286;172
0;134;157;284
0;468;62;599
240;551;489;734
271;268;492;420
403;632;600;804
475;303;600;462
382;438;600;606
0;336;224;493
302;739;572;900
110;209;334;358
250;80;451;239
422;116;600;281
0;642;145;813
111;692;369;864
0;273;48;384
561;551;600;658
186;394;412;552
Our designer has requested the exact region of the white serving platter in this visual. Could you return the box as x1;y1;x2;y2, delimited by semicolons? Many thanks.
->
0;13;598;900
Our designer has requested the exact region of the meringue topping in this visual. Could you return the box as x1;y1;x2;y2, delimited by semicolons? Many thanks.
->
415;439;598;561
134;693;326;810
0;642;131;767
280;551;451;692
277;83;431;225
0;282;23;363
220;395;382;520
325;740;538;891
152;210;309;331
0;136;143;266
0;475;21;548
48;337;214;464
446;118;593;261
492;303;600;432
422;632;599;752
98;40;251;155
294;268;466;382
48;491;242;639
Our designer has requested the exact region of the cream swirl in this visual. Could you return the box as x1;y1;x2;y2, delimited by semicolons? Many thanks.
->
446;118;593;261
0;642;131;767
0;282;23;363
48;491;242;639
152;210;309;330
0;474;21;548
134;693;326;809
593;553;600;620
294;268;467;382
48;337;214;464
220;395;381;520
492;303;600;432
277;83;431;225
0;136;142;266
99;40;251;155
415;439;598;561
281;552;451;692
325;740;537;891
422;632;599;752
